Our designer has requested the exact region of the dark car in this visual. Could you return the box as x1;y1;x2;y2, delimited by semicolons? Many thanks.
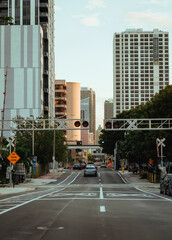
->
84;166;97;177
73;163;81;170
160;174;172;195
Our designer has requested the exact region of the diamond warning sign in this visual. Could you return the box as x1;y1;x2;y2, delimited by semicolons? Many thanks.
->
7;151;21;165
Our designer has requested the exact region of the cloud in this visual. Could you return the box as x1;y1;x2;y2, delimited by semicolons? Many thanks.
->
124;11;172;27
54;5;62;11
72;14;100;27
139;0;168;6
86;0;106;9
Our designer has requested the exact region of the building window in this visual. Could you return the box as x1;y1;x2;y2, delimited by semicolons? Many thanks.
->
15;0;20;25
23;0;30;25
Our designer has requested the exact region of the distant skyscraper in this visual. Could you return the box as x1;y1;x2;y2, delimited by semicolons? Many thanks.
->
104;99;113;120
0;0;55;121
113;29;169;117
81;87;96;144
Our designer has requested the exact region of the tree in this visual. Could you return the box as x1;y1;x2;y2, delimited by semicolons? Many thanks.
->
0;17;14;25
13;117;68;174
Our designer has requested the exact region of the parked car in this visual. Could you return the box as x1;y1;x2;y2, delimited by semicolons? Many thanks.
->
160;174;172;195
84;165;97;177
100;163;106;168
73;163;81;170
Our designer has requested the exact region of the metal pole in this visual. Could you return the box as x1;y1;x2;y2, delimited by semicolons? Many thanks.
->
9;144;12;187
52;129;55;177
32;119;34;156
161;143;163;167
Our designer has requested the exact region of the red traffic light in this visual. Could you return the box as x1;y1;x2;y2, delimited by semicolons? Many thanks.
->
74;121;81;127
82;121;89;127
113;121;119;128
105;121;112;129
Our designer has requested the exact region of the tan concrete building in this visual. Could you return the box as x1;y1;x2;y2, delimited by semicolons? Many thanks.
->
104;99;113;120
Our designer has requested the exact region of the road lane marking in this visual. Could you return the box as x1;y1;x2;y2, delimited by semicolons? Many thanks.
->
100;206;106;212
106;193;154;198
117;172;128;184
98;173;101;178
100;187;104;199
135;187;172;202
67;172;81;185
57;172;74;185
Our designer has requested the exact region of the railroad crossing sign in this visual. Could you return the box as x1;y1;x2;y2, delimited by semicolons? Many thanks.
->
156;138;166;147
7;151;20;165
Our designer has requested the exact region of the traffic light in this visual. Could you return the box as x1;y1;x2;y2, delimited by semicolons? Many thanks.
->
113;121;119;128
105;121;112;129
74;121;81;127
74;121;89;128
82;121;89;127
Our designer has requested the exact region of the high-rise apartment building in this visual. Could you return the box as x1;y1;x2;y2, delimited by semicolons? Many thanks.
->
81;87;96;144
113;29;169;116
0;0;55;120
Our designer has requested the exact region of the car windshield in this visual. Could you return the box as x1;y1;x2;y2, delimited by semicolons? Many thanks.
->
86;167;95;169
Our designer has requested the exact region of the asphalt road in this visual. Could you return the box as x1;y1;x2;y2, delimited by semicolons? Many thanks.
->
0;168;172;240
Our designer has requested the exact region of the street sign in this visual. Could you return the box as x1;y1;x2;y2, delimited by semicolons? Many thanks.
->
7;151;20;165
157;138;166;147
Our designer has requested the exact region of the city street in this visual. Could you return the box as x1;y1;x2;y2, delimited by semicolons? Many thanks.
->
0;168;172;240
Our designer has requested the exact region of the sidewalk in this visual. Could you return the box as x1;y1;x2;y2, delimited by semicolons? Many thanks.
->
118;170;160;194
0;169;65;196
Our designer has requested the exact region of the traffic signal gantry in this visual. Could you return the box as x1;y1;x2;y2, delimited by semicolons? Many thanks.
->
0;119;89;131
104;118;172;131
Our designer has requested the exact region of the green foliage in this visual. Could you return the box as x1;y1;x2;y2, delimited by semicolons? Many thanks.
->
0;17;14;25
100;85;172;166
13;117;68;173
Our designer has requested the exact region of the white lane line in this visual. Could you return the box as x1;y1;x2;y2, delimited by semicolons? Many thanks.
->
117;172;128;184
100;206;106;212
100;187;104;199
0;187;65;215
39;198;168;201
57;172;74;185
98;173;101;178
135;187;172;202
67;172;81;185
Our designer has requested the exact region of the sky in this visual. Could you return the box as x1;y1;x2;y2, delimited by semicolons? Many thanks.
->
54;0;172;128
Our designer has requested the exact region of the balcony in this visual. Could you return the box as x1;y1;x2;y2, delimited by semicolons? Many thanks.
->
40;12;48;17
55;96;67;101
55;104;67;108
55;89;66;93
55;111;67;115
40;3;48;8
